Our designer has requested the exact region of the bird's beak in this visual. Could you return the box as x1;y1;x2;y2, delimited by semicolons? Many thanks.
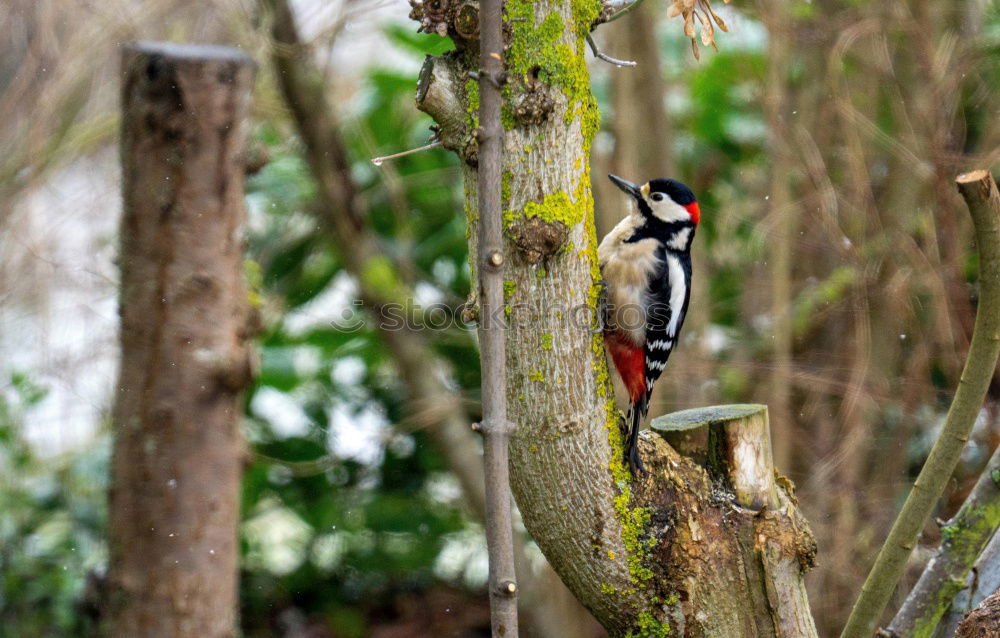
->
608;174;642;199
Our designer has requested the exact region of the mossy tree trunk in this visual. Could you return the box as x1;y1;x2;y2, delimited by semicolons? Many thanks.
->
411;2;818;635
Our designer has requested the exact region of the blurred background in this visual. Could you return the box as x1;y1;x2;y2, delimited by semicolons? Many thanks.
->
1;0;999;636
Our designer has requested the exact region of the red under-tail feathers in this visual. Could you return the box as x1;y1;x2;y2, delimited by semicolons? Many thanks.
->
603;332;645;404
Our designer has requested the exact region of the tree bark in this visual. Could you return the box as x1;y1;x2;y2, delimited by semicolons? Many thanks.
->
413;3;818;635
953;588;1000;638
650;405;818;637
888;443;1000;637
105;42;256;638
933;525;1000;638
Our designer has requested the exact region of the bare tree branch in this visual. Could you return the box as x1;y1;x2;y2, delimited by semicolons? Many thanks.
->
474;0;519;633
842;170;1000;638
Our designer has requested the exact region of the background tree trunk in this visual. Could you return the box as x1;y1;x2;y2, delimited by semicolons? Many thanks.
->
104;42;256;638
413;2;819;634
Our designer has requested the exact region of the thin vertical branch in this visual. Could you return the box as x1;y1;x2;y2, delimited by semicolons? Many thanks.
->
262;1;603;633
476;0;518;634
761;0;795;471
841;170;1000;638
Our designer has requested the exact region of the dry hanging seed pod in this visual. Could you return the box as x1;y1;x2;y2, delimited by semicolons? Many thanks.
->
666;0;730;59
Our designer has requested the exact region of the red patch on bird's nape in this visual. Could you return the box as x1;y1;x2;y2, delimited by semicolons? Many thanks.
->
685;201;700;225
604;332;646;404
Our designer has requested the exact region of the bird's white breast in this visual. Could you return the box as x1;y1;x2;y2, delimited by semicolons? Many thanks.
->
598;215;660;345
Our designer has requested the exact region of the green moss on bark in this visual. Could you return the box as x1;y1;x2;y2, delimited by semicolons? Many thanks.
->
505;0;601;127
464;78;480;130
625;612;671;638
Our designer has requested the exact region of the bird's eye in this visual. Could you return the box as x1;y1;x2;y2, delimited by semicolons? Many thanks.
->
651;193;664;202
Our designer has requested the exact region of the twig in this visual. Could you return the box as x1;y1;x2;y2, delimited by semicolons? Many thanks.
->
586;34;637;67
840;170;1000;638
602;0;647;23
887;444;1000;636
370;139;442;166
477;0;519;635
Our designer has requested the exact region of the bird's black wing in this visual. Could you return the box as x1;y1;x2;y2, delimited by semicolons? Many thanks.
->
641;249;692;416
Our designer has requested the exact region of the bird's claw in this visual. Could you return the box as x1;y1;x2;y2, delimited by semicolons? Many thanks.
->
625;446;646;477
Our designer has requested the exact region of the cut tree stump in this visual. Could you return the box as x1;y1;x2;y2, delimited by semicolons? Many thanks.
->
646;404;818;637
651;404;779;510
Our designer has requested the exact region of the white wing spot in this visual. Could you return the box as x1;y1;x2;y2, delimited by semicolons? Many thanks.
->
649;339;673;350
665;255;687;337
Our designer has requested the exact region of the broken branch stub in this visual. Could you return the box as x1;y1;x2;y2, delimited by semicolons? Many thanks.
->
651;404;780;510
416;56;474;163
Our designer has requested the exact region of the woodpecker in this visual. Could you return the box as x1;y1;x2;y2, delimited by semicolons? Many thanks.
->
598;174;700;475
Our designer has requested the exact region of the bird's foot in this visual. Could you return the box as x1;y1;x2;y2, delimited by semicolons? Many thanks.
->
624;445;646;477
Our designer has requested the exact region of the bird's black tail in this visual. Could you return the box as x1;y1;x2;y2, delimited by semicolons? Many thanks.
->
624;394;649;476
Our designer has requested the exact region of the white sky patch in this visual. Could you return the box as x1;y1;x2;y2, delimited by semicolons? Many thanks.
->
413;281;445;307
327;403;387;465
435;364;462;392
293;0;420;77
424;472;463;505
243;500;313;575
387;432;416;457
283;271;359;336
431;258;457;287
433;527;489;588
331;356;367;387
310;532;347;571
698;4;766;51
725;113;768;144
1;155;119;456
293;346;323;378
752;313;773;335
703;324;730;354
251;387;313;438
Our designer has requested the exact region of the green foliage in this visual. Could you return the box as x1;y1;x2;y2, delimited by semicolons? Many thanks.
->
236;24;484;633
0;373;107;636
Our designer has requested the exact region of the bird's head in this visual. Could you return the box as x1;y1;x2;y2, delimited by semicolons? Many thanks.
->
608;174;700;226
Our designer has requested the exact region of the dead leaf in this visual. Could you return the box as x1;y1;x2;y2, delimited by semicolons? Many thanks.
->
667;0;731;58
